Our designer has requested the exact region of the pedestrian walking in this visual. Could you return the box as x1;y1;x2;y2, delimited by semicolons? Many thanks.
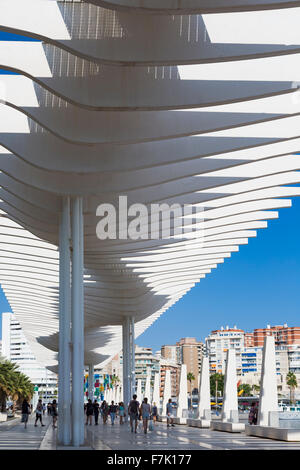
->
101;400;109;424
21;398;30;429
140;398;151;434
128;394;140;433
50;399;58;428
42;403;46;416
118;402;126;425
151;402;158;424
34;399;45;427
248;402;258;425
93;399;100;425
47;403;51;415
108;401;118;425
85;399;94;425
166;399;175;428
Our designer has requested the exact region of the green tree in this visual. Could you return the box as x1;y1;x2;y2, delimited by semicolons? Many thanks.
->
187;372;195;390
237;383;252;397
0;358;34;412
187;372;195;409
210;373;224;400
286;371;298;405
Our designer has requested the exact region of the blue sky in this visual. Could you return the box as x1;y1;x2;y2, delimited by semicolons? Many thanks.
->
137;197;300;351
0;31;299;352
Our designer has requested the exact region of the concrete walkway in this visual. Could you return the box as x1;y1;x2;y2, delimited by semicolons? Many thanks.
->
0;414;51;449
87;418;300;451
1;415;300;450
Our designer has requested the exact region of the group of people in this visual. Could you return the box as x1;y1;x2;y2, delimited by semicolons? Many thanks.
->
84;395;173;434
85;399;128;427
21;398;58;429
21;395;175;434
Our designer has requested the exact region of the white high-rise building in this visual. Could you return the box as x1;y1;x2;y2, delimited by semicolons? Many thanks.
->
205;326;245;376
1;312;57;400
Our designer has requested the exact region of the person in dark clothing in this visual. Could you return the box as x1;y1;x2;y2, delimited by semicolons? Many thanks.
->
248;402;258;425
21;399;30;429
101;400;109;424
85;399;94;425
151;402;158;424
93;400;100;425
128;394;140;433
34;399;45;427
108;401;118;425
51;399;58;428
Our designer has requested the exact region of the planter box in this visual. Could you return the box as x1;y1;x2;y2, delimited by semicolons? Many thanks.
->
187;418;210;428
211;421;245;433
245;424;300;441
173;417;187;425
0;413;7;422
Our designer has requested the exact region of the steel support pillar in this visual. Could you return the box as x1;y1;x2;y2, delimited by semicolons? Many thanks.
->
71;197;84;447
122;316;135;409
88;365;94;401
58;197;71;445
130;317;136;398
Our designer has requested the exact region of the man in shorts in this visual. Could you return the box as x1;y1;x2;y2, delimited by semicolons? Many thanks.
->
166;399;175;427
128;394;140;433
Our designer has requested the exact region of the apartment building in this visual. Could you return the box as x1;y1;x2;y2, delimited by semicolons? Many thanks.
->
1;312;57;399
205;326;244;376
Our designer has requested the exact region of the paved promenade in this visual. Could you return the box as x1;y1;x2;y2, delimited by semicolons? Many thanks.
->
87;419;300;451
0;415;51;450
1;415;300;450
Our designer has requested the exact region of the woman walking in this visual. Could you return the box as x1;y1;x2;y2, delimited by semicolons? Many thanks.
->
151;402;158;424
101;400;109;424
140;397;151;434
118;402;125;425
34;399;45;427
21;398;30;429
51;399;58;428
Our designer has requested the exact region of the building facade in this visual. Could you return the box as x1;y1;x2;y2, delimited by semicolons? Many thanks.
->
1;312;57;400
205;326;245;376
159;358;179;398
134;346;160;393
175;337;205;393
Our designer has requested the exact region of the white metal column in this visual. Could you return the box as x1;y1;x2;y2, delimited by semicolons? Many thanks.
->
122;317;130;408
130;317;135;398
71;197;84;447
58;197;71;445
88;365;94;401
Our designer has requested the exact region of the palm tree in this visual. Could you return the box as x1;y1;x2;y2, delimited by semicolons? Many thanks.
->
187;372;195;407
0;358;34;412
286;371;298;405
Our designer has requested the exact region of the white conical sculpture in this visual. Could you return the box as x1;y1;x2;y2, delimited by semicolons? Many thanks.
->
177;364;188;420
144;368;151;401
152;372;160;407
198;356;211;421
137;379;142;404
116;386;121;404
162;369;172;416
222;349;239;423
258;335;278;427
